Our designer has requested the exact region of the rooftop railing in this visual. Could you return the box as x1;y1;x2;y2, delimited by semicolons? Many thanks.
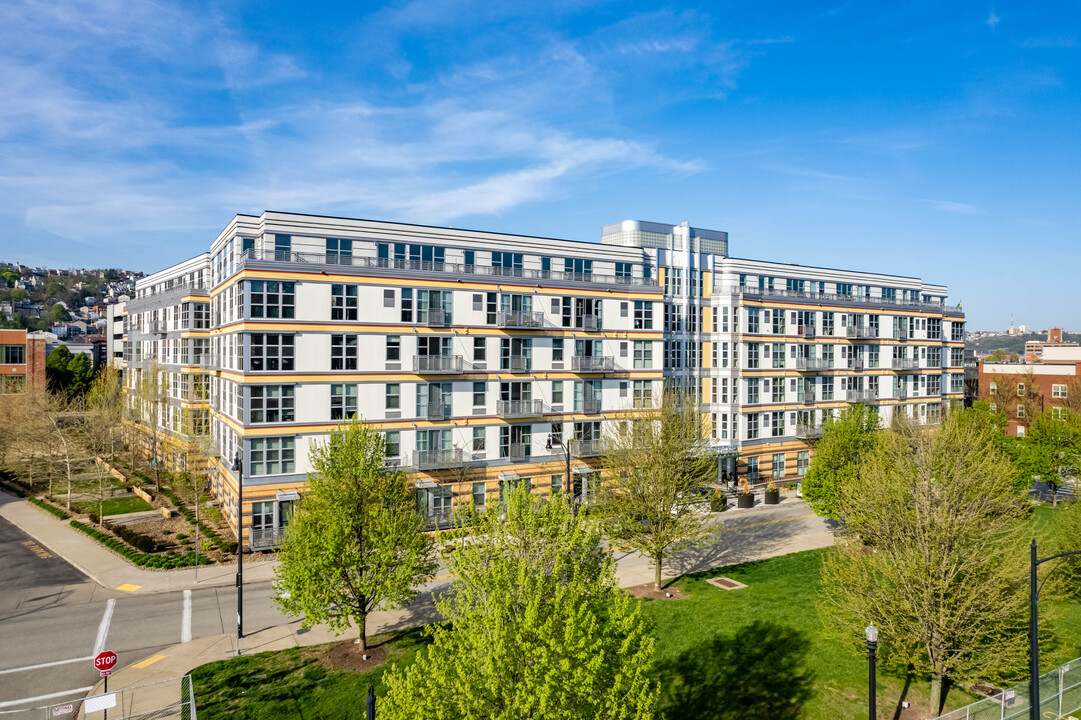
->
731;285;963;315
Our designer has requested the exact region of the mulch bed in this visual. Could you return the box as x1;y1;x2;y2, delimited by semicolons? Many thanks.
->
624;583;687;601
317;638;390;672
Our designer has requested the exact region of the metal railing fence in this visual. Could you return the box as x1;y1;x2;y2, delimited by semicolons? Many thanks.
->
0;674;196;720
932;656;1081;720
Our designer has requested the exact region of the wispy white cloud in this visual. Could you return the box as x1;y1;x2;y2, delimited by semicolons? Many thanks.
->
986;9;1001;30
920;199;981;214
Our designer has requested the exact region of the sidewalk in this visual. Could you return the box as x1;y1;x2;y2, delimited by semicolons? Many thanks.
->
0;490;277;593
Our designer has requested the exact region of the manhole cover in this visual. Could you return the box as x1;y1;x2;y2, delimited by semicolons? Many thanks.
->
706;577;748;591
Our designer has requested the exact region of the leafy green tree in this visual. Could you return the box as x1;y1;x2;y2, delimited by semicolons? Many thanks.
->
801;405;879;519
274;418;436;652
10;287;28;302
599;391;719;590
382;485;659;720
45;345;74;393
49;302;70;323
1056;497;1081;595
819;408;1036;715
66;353;94;397
1019;409;1081;506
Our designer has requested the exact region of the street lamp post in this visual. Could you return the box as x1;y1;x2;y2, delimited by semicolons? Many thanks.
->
232;452;244;642
545;434;573;507
1029;539;1081;720
865;622;878;720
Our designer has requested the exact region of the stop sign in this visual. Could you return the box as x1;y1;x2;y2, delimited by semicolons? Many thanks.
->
94;651;117;675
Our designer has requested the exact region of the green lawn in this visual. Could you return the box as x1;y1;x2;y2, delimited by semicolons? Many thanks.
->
192;630;429;720
192;504;1081;720
76;496;153;516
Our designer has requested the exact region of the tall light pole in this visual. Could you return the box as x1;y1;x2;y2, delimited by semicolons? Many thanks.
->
545;433;573;507
232;452;244;642
865;622;878;720
1029;539;1081;720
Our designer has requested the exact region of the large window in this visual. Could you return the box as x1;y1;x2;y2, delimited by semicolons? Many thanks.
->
797;450;810;476
326;238;353;264
331;284;358;321
331;384;358;420
249;437;295;476
249;280;295;319
249;385;295;423
386;335;400;361
772;453;785;479
331;334;358;370
633;301;653;329
385;383;400;410
633;341;653;368
2;345;25;364
249;334;294;371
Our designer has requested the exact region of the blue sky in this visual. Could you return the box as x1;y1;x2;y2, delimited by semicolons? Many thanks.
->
0;1;1077;329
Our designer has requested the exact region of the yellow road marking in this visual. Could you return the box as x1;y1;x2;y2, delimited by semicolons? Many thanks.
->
22;540;53;559
132;655;165;669
115;584;142;592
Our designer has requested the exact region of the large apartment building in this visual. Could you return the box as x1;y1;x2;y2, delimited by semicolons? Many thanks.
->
123;212;964;548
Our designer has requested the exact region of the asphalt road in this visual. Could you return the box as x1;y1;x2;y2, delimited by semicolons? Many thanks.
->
0;500;827;711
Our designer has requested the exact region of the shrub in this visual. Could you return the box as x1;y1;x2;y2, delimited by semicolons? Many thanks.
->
29;497;71;520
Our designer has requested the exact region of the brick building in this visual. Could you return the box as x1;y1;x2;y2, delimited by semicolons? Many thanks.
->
978;345;1081;435
0;329;47;393
1025;327;1078;363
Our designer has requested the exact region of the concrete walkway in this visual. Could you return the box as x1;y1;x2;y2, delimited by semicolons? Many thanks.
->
0;492;279;593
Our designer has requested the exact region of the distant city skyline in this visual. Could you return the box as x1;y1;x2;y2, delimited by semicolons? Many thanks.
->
0;1;1077;330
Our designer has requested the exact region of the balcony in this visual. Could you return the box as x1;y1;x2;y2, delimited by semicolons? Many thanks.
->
425;309;450;327
497;399;544;418
502;443;530;461
249;526;285;550
581;315;601;331
846;389;877;403
895;331;909;342
413;448;463;469
503;355;532;372
240;249;660;289
571;355;615;372
497;311;544;329
581;397;601;414
800;326;816;339
414;355;463;373
795;424;824;440
576;438;604;457
846;327;878;339
896;388;909;401
425;403;450;421
894;358;919;370
730;285;962;315
796;358;833;371
146;321;166;335
798;393;816;405
850;358;865;371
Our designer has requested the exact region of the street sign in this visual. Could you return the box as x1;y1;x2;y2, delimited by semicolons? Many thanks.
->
94;651;117;675
52;705;73;716
99;669;112;677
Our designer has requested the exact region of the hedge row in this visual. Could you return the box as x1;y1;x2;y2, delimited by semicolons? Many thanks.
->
29;496;71;519
70;520;201;569
0;480;26;498
160;487;238;554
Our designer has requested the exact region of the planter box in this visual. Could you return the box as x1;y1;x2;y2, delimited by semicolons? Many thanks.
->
764;489;780;505
737;493;755;509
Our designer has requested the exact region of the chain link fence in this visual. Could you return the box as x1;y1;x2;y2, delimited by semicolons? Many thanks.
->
0;675;196;720
933;656;1081;720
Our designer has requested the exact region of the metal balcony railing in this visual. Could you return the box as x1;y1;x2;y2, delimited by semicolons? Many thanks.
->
730;285;962;315
497;399;544;418
850;358;865;371
896;388;909;401
576;438;603;457
425;403;450;421
571;355;615;372
414;355;463;373
895;330;909;342
496;311;544;329
800;326;816;339
581;315;600;331
846;326;878;339
240;249;660;289
503;355;532;372
425;309;450;327
249;526;285;550
581;397;601;414
503;443;530;460
894;358;919;370
796;424;824;440
413;448;463;469
846;389;878;403
798;393;816;405
796;358;833;371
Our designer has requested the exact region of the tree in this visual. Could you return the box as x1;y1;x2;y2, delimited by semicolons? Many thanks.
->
801;405;879;520
819;409;1036;715
134;360;167;490
66;353;94;397
1056;497;1081;595
86;365;124;461
45;345;74;394
381;484;659;720
49;302;70;323
1018;409;1081;507
274;418;436;652
599;391;719;590
10;287;28;302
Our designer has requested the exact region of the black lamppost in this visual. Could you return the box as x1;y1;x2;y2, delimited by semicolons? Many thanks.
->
1030;539;1081;720
865;622;878;720
232;452;244;642
545;433;573;506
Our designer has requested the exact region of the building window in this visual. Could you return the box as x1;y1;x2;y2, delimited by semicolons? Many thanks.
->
474;338;486;362
747;308;760;334
620;302;629;318
385;431;400;458
633;301;653;329
747;343;760;369
473;428;486;454
385;383;400;410
331;284;358;320
249;333;295;371
1017;383;1025;397
331;335;358;370
2;345;25;364
472;481;486;507
383;289;395;308
326;238;353;264
634;341;652;368
552;380;564;405
1052;407;1065;420
331;384;358;420
771;411;784;437
1017;405;1025;419
772;453;785;479
746;456;759;482
386;336;400;361
989;382;997;395
1052;384;1067;399
249;280;295;319
473;382;485;407
249;437;295;476
401;289;413;322
552;339;564;362
797;450;810;476
747;413;759;440
249;385;294;423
